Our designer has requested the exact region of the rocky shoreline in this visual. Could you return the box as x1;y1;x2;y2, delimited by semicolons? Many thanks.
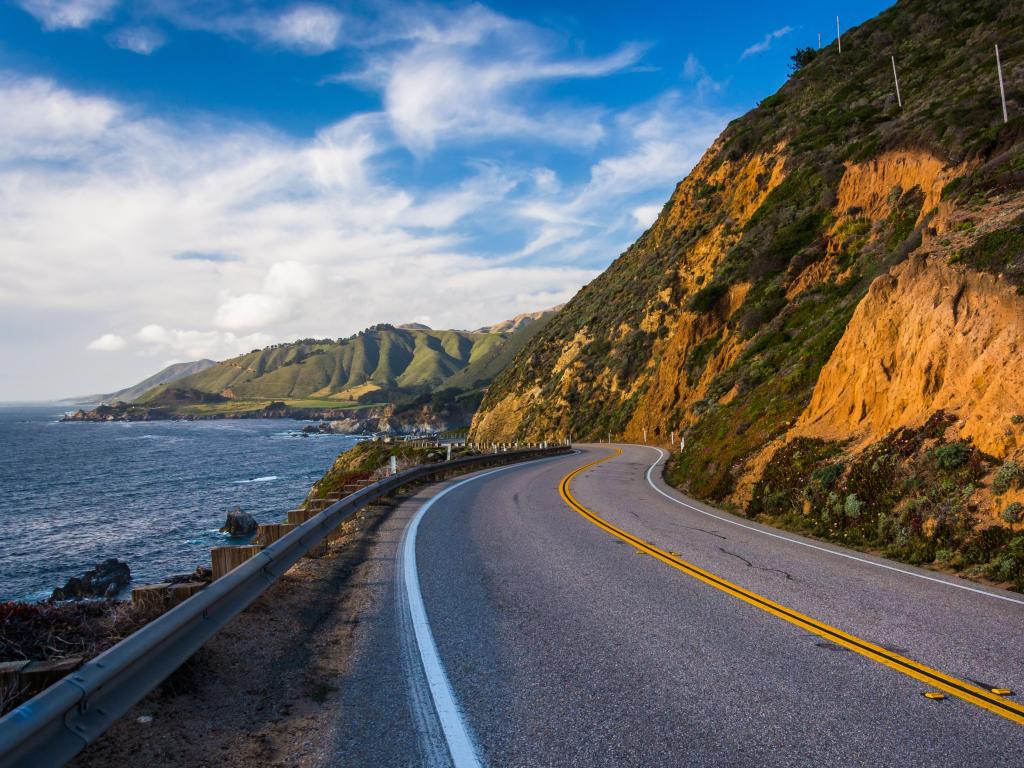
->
61;401;470;437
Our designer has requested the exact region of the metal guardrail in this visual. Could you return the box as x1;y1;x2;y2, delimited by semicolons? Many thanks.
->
0;445;570;768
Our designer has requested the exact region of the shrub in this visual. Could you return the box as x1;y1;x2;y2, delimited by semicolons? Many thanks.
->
789;47;818;75
844;493;863;519
1001;502;1024;526
811;462;844;489
930;442;970;470
687;282;728;313
992;461;1022;495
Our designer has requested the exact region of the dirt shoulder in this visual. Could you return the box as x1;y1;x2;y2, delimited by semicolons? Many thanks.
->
70;496;402;768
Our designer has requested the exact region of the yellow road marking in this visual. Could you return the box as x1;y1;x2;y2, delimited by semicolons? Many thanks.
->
558;449;1024;727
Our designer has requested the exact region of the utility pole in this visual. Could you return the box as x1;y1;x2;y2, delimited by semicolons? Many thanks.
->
836;16;842;53
891;56;902;107
997;44;1008;124
818;32;821;50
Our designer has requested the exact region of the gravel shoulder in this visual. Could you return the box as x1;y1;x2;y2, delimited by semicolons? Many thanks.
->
70;496;404;768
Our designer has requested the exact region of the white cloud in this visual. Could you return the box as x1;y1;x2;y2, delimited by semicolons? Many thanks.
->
153;2;343;54
214;261;318;331
632;205;661;228
0;74;119;160
108;26;166;55
265;4;342;53
18;0;117;30
136;325;272;360
0;72;605;363
681;53;723;99
513;92;726;257
87;333;126;351
337;5;645;153
741;26;794;59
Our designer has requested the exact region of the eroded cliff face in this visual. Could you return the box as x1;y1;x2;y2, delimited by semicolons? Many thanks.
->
793;254;1024;459
471;142;789;443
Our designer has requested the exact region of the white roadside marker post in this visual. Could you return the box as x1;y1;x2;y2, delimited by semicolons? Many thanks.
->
447;444;452;461
390;455;397;476
996;44;1008;124
680;436;685;452
671;430;675;447
892;56;902;107
643;428;647;444
837;16;842;53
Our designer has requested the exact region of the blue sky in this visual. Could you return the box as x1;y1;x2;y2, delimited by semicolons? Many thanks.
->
0;0;893;400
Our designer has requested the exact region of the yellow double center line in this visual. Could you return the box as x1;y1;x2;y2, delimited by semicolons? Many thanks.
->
559;449;1024;726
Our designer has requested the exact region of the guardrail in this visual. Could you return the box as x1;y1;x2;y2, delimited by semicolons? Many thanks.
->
0;444;571;768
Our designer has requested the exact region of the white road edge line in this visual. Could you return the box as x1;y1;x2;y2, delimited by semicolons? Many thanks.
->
642;446;1024;607
401;454;574;768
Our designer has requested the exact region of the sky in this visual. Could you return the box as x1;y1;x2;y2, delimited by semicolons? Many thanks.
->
0;0;893;401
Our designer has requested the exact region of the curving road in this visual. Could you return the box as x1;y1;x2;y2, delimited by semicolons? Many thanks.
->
331;444;1024;766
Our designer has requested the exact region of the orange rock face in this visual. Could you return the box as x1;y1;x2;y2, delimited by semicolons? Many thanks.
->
793;254;1024;459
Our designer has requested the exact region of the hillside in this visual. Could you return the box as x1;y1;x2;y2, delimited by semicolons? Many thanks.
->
471;0;1024;588
69;310;557;423
59;360;217;406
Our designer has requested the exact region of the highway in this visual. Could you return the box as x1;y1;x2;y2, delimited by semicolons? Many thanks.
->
330;444;1024;766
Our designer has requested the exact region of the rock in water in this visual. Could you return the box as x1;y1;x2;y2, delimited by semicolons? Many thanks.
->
51;558;131;601
220;507;257;537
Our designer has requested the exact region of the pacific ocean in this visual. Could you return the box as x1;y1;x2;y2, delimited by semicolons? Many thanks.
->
0;405;362;601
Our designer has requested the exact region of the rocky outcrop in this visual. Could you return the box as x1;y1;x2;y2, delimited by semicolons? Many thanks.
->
50;559;131;601
793;255;1024;459
220;508;257;537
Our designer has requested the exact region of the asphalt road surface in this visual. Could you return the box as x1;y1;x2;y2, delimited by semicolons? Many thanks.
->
332;444;1024;767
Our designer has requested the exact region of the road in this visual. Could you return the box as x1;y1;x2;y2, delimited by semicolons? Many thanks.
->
330;444;1024;766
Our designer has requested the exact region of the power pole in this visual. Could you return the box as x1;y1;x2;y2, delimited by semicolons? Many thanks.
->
891;56;902;107
836;16;842;53
997;44;1008;124
818;32;821;50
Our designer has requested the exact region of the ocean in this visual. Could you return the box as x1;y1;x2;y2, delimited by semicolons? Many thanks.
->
0;405;361;602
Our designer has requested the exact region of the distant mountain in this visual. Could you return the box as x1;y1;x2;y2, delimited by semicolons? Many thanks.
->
122;309;555;413
67;309;561;422
476;306;564;334
60;359;217;405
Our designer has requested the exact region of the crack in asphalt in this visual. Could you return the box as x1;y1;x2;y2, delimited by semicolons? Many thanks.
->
718;546;795;581
682;524;727;540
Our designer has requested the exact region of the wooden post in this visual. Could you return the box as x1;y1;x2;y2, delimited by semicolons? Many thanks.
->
287;508;318;525
997;44;1008;123
131;583;171;615
891;56;902;107
167;581;206;607
211;545;264;580
257;522;298;546
19;658;82;695
0;661;29;695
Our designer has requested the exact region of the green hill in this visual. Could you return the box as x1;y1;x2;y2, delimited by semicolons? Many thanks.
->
119;311;558;418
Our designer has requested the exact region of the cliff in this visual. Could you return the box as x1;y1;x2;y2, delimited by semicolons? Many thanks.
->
471;0;1024;588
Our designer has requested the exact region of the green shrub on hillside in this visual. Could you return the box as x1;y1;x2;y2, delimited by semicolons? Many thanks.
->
993;461;1022;495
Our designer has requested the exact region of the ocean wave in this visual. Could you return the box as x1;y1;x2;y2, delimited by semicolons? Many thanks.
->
233;475;279;484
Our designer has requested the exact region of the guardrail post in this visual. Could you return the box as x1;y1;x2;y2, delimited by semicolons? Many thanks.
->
211;545;264;580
